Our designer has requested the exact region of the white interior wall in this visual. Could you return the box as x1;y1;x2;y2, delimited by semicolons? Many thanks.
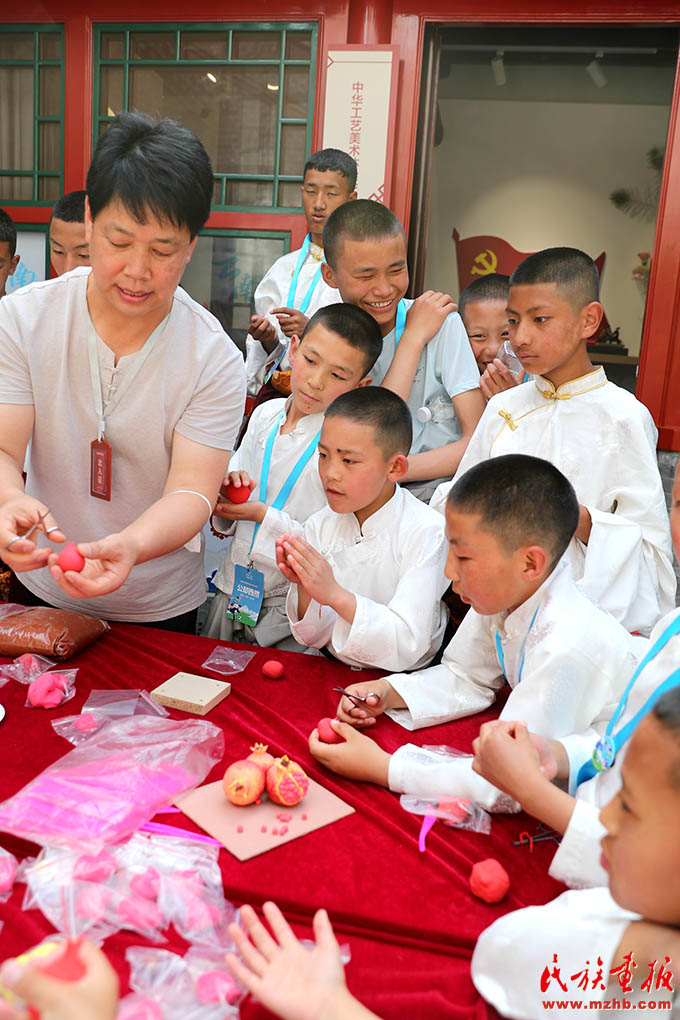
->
425;97;670;356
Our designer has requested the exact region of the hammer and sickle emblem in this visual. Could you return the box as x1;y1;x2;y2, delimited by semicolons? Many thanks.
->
470;249;498;277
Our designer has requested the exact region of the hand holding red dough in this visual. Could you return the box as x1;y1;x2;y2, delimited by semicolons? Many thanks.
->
317;718;345;744
37;939;87;981
469;859;510;903
222;482;251;504
57;541;85;573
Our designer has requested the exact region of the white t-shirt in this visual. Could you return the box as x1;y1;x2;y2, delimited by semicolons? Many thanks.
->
0;267;246;622
368;299;481;454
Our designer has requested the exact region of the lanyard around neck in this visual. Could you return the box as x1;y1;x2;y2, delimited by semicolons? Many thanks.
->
287;234;324;315
87;313;169;440
576;614;680;786
249;409;321;553
392;299;407;349
495;604;541;685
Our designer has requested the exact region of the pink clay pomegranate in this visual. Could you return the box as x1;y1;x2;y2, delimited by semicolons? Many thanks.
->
246;742;276;774
222;760;265;805
266;755;309;806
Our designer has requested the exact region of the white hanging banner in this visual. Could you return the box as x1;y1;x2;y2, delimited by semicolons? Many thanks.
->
321;45;399;206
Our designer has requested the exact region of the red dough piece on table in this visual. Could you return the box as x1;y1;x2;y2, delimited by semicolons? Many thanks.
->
222;482;251;504
57;541;85;573
262;659;284;680
469;858;510;903
317;717;345;744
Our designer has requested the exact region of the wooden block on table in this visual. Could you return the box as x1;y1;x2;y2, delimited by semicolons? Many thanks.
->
150;672;231;715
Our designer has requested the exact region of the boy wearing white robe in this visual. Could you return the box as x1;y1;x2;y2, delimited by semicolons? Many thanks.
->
203;304;380;647
471;691;680;1019
430;247;675;636
309;455;642;809
273;387;449;672
245;149;356;396
471;459;680;888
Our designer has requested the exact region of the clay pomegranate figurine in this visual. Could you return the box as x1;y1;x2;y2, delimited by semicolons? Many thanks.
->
247;742;276;773
266;755;309;806
222;760;265;806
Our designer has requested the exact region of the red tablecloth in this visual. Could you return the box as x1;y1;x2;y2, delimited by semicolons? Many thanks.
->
0;624;566;1019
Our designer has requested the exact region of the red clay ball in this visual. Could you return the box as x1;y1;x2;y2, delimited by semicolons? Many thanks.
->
317;717;345;744
222;482;251;504
57;541;85;573
469;858;510;903
262;660;284;680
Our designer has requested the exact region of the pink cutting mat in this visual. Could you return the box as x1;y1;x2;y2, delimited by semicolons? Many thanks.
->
174;779;355;861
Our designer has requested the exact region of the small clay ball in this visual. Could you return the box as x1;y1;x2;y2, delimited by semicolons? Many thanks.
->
57;541;85;573
317;717;345;744
262;660;284;680
469;858;510;903
222;482;251;504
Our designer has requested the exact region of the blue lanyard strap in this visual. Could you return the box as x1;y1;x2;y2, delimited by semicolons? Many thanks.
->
393;299;407;349
249;410;321;554
577;614;680;786
495;604;540;685
286;234;324;315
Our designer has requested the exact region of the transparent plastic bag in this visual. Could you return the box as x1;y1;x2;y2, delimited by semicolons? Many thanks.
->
26;669;77;709
0;653;55;684
53;691;168;746
400;794;491;834
0;715;224;848
202;646;255;675
125;944;243;1020
0;847;18;902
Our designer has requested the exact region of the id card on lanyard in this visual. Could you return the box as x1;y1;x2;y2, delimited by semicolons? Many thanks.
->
87;313;169;500
227;409;321;625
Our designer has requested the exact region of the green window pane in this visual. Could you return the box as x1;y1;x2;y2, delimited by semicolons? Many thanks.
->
180;32;226;60
0;34;33;60
99;65;124;116
225;180;273;206
277;181;303;208
39;66;60;117
282;65;309;118
232;31;280;60
212;178;223;204
0;176;33;201
0;67;34;169
101;33;125;60
285;32;312;60
130;32;175;60
279;122;307;176
38;176;60;201
39;33;61;60
38;122;60;172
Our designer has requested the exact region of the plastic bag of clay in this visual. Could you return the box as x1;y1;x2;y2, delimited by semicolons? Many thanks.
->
0;604;109;660
0;714;224;848
53;691;168;746
125;945;242;1020
25;668;78;710
202;646;255;676
0;652;55;684
0;847;18;902
399;794;491;834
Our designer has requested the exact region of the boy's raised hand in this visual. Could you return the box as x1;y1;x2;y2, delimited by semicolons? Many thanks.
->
225;901;362;1020
309;721;391;785
335;678;398;727
272;307;309;339
403;291;457;348
276;535;339;605
276;535;305;586
0;941;119;1020
250;314;277;346
472;720;556;803
480;359;520;401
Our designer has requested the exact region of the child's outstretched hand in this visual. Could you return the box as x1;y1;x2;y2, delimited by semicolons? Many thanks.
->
225;902;374;1020
215;472;264;522
404;291;457;347
310;721;391;785
471;720;554;802
0;941;119;1020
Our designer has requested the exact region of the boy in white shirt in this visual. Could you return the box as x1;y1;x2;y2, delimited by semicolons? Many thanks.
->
431;246;676;635
274;387;449;672
309;455;642;810
472;691;680;1018
245;149;357;398
202;303;381;647
321;200;485;501
471;456;680;889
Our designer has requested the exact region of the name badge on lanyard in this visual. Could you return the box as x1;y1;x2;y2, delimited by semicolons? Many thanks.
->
228;408;321;626
87;313;169;500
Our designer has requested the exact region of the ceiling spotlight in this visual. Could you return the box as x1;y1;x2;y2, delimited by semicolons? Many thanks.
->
206;72;217;83
491;51;506;87
267;82;279;91
586;52;607;88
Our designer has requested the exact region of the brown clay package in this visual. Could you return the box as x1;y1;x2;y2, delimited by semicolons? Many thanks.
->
0;604;109;660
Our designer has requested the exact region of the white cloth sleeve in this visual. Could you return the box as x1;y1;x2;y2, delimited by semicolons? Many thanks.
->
549;798;608;889
286;587;336;649
388;744;520;811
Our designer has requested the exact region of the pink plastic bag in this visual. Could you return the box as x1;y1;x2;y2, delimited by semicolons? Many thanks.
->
0;715;224;848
